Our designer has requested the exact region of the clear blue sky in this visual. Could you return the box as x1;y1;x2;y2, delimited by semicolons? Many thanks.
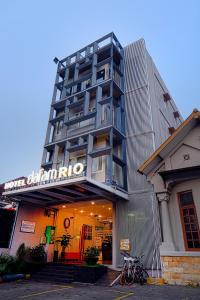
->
0;0;199;183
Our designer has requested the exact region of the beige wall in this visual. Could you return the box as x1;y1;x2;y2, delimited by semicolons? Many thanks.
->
165;124;200;171
9;203;54;255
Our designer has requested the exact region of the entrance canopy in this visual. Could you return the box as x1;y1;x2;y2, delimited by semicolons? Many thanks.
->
3;176;128;206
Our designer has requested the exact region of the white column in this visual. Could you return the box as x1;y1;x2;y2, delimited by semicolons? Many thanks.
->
157;192;175;252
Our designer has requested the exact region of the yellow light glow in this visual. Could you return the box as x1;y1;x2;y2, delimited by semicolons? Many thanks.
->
98;215;102;218
91;201;95;205
80;210;84;213
90;212;94;216
108;207;112;210
62;205;66;208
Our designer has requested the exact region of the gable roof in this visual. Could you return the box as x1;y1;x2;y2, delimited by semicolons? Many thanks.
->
138;109;200;176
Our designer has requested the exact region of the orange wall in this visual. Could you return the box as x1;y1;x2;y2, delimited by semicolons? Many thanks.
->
10;203;54;255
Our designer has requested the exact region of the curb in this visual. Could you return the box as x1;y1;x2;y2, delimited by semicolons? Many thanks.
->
0;274;31;283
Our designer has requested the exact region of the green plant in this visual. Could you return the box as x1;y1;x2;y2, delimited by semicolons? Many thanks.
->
84;246;100;258
29;245;46;263
56;234;72;252
16;243;30;261
0;253;17;275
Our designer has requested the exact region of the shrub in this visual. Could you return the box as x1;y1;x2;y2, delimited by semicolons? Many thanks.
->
84;246;100;258
16;243;28;261
29;245;46;263
0;253;17;275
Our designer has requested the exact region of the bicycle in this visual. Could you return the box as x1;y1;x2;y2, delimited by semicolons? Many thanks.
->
119;252;135;285
119;251;149;285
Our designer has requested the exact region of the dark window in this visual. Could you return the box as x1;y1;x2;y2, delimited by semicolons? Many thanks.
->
97;69;105;81
0;208;16;248
179;191;200;250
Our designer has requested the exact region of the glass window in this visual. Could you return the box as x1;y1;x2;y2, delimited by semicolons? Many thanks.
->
179;191;200;250
92;157;103;172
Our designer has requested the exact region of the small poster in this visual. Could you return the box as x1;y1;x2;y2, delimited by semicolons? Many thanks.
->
20;221;36;233
120;239;130;251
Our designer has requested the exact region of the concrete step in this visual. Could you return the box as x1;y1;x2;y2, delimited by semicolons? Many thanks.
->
33;274;74;283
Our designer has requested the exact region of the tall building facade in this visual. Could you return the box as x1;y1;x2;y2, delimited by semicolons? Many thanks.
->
3;33;182;270
42;33;127;192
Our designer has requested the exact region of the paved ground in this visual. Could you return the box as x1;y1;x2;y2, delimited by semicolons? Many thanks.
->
0;280;199;300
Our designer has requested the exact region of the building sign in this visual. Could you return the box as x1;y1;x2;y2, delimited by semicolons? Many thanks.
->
4;163;84;191
120;239;130;251
20;220;36;233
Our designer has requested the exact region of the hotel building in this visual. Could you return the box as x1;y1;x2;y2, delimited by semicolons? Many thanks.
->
2;33;182;271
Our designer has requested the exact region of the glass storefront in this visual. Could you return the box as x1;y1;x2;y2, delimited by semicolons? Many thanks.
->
53;200;113;264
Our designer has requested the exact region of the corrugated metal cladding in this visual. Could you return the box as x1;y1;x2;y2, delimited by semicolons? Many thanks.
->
114;39;182;270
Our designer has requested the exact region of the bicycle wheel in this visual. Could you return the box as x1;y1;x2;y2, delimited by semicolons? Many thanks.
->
119;273;126;285
139;269;149;285
125;270;134;285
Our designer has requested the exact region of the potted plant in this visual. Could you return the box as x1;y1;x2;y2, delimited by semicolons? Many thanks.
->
56;234;72;261
53;240;59;262
84;246;100;265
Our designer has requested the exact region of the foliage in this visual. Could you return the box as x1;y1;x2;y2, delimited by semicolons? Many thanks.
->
0;253;17;275
56;234;72;252
29;245;47;262
84;246;100;258
16;243;30;261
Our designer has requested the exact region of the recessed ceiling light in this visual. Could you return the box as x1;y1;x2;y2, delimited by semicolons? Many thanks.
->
80;210;84;213
90;212;94;216
62;205;66;208
91;201;95;205
98;215;102;218
108;207;112;210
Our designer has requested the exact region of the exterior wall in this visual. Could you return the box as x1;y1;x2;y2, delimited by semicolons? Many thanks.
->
114;39;182;270
9;203;54;256
169;179;200;251
161;254;200;285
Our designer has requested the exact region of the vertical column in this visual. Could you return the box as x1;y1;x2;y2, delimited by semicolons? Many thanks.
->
86;134;93;178
84;91;90;115
52;145;59;169
112;202;117;268
157;192;175;252
96;86;102;127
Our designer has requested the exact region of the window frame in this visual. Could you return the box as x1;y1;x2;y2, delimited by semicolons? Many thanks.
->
178;190;200;251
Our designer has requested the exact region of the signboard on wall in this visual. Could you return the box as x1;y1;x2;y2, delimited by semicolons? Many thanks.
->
20;220;36;233
4;162;84;191
120;239;130;251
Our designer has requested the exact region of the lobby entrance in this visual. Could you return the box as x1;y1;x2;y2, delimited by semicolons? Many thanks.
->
54;199;113;265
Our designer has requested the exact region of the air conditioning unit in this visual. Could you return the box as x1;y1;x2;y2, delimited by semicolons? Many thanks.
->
168;127;175;135
173;111;180;118
163;92;171;102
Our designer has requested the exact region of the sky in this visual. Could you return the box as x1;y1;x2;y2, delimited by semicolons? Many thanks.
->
0;0;199;183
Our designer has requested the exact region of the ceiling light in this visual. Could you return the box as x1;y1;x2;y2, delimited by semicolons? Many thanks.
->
90;212;94;216
98;215;102;218
108;207;112;210
91;201;95;205
62;205;66;208
80;210;84;213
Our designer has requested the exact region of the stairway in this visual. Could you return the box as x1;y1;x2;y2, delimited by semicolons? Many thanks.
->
32;263;75;283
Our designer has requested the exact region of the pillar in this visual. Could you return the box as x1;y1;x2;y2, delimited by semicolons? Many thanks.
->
157;192;175;252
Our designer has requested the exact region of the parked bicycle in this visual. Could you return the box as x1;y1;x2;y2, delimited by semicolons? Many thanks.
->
119;251;149;285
